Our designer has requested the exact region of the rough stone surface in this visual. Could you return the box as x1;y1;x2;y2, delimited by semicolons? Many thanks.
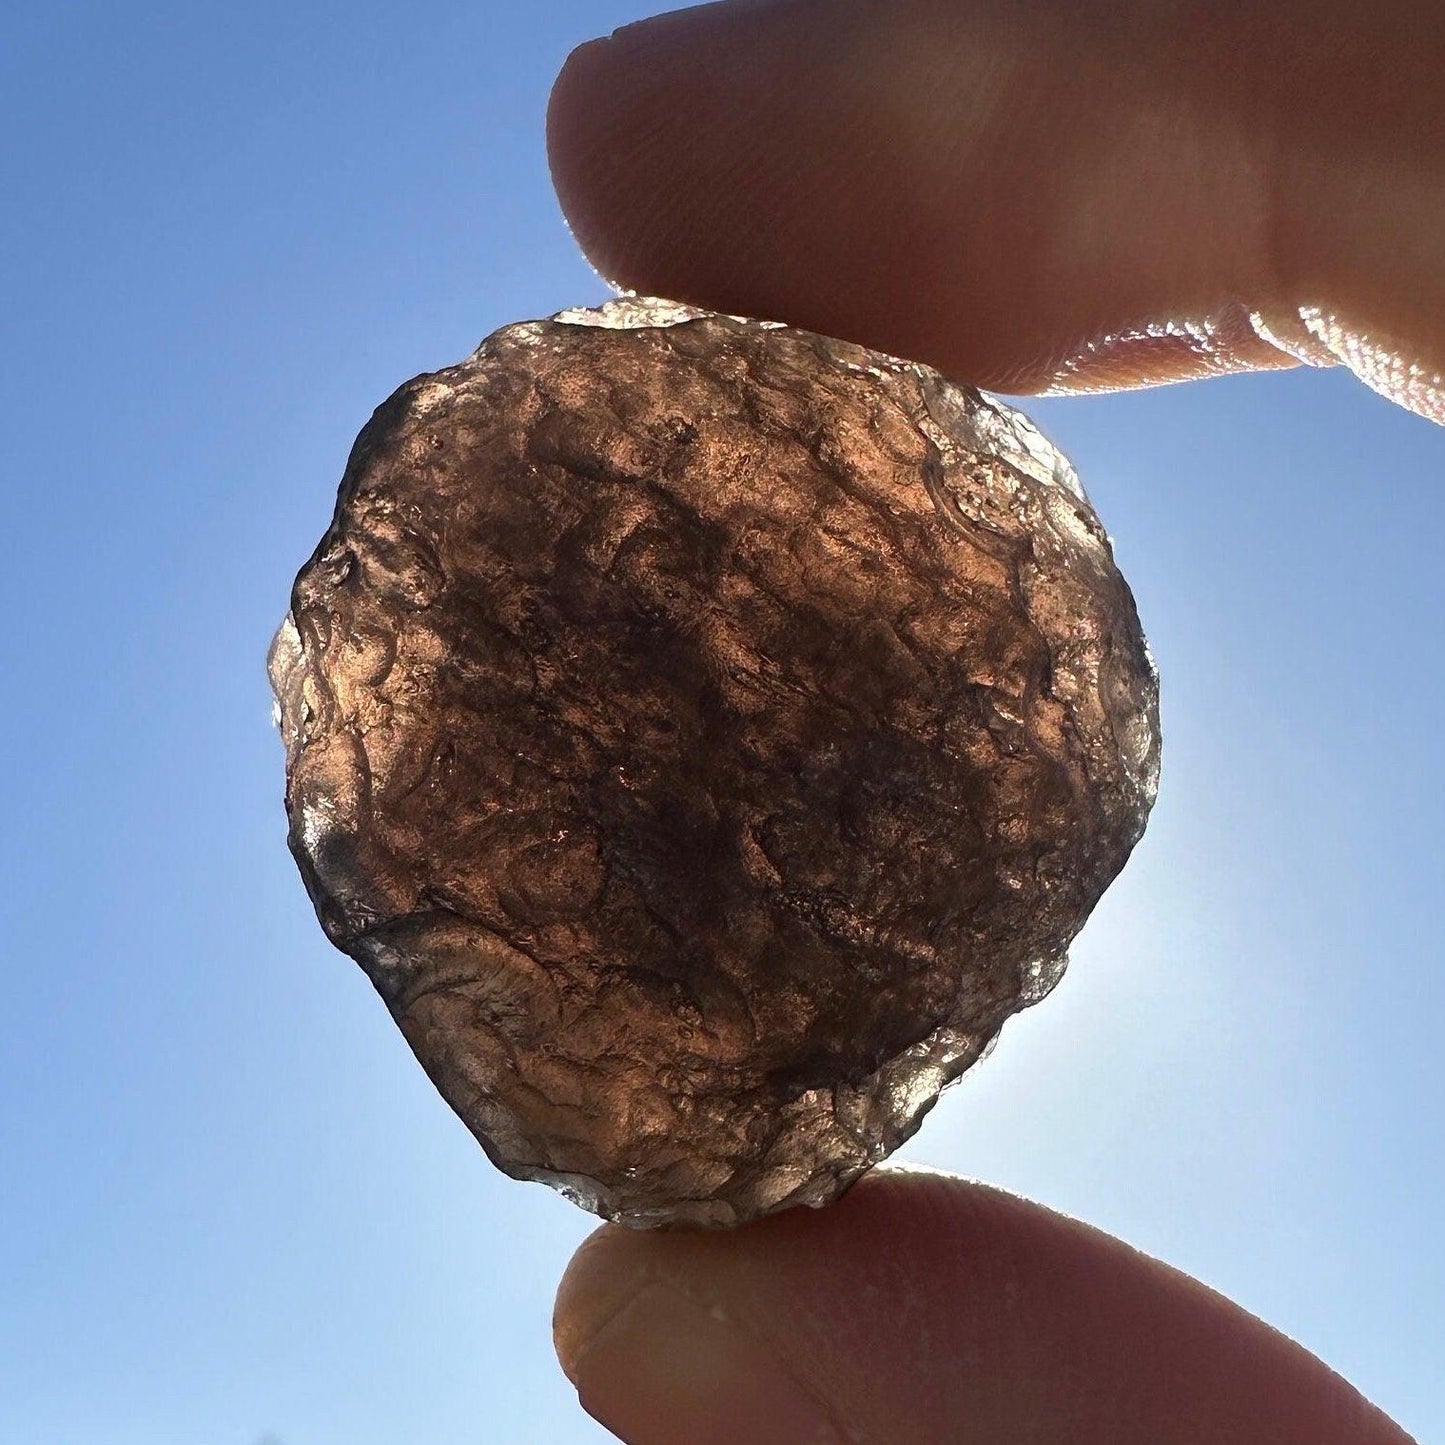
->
270;298;1160;1226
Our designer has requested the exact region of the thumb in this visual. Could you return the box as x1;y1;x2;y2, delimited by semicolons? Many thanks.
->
548;0;1444;420
553;1169;1413;1445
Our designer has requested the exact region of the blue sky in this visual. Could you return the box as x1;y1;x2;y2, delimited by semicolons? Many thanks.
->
2;3;1441;1442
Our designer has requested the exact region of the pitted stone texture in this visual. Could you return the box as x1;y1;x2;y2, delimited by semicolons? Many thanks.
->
271;298;1160;1226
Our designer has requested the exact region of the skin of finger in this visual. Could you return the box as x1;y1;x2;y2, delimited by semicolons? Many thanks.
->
547;0;1445;403
555;1169;1416;1445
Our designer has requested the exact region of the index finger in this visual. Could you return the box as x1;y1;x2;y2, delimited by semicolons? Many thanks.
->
547;0;1445;419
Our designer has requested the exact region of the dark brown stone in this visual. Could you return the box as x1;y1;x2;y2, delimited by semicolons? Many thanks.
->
270;298;1160;1226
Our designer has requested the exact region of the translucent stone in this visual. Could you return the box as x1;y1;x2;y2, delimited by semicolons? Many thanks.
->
270;298;1160;1226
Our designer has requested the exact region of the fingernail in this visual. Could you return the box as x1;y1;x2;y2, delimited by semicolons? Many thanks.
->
564;1281;844;1445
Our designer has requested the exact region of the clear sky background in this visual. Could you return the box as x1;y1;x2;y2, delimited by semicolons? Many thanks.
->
2;3;1441;1443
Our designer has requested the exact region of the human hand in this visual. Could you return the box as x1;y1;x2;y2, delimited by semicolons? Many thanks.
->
544;4;1438;1440
548;0;1443;423
553;1170;1412;1443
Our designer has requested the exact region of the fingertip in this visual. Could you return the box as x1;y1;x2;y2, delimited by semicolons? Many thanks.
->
545;0;1441;416
551;1222;624;1386
544;0;1283;395
551;1169;1411;1445
544;35;609;255
554;1212;853;1445
546;19;695;296
549;1171;1021;1444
